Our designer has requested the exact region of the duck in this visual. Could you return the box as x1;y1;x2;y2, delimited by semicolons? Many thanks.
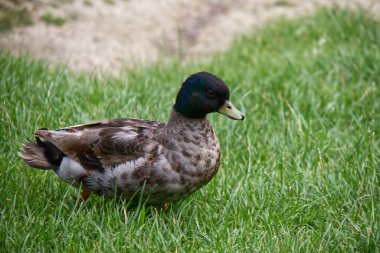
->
21;71;245;204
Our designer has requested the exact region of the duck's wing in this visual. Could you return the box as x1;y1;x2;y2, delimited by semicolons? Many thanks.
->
36;118;165;171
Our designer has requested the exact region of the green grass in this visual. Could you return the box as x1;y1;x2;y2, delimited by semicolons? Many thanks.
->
40;13;67;26
0;9;379;252
0;3;33;32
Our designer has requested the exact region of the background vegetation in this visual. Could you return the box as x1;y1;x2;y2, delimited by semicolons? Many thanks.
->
0;9;379;252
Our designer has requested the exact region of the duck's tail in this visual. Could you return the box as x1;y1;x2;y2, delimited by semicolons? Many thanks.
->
20;131;64;170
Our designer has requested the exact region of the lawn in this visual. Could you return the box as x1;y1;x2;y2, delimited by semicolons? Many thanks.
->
0;9;379;252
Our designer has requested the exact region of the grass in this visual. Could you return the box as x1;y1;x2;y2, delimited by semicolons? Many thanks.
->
40;12;79;27
40;13;66;26
0;3;33;32
0;8;379;252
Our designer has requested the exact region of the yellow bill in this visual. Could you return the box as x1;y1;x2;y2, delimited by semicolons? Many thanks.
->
218;100;245;120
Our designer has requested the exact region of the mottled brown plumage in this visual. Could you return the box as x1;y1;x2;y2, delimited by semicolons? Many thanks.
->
21;72;244;204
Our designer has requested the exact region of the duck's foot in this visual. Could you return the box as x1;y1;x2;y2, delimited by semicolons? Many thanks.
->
161;202;170;211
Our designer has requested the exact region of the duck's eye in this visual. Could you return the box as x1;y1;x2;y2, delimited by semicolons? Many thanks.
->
207;90;216;98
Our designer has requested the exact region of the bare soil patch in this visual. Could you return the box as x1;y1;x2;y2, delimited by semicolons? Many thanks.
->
0;0;378;73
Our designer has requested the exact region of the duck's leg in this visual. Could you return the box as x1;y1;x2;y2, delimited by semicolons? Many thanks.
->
80;187;92;202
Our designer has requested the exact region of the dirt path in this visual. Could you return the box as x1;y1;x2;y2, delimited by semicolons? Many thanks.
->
0;0;378;74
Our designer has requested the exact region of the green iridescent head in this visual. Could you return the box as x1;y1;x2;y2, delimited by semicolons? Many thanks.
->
174;72;244;120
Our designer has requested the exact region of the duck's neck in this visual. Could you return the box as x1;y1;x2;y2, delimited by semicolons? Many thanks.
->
167;107;209;129
162;108;213;145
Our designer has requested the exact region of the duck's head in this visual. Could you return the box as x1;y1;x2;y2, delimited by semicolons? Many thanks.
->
174;72;245;120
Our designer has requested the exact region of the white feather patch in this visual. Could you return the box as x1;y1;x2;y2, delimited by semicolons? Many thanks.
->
57;157;87;185
111;131;138;144
109;157;145;178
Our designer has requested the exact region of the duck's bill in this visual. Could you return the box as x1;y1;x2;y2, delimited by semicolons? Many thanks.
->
218;100;245;120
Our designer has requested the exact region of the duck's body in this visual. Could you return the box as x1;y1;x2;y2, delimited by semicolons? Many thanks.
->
21;72;244;204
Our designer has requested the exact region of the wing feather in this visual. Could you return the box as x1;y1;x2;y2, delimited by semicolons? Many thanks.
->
35;118;165;171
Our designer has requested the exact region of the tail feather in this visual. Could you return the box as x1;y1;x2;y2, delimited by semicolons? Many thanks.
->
20;141;54;169
20;132;65;170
